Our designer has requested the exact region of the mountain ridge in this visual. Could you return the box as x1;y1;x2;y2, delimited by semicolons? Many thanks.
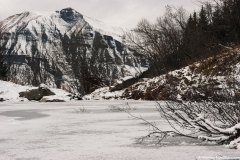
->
0;8;148;94
0;8;125;42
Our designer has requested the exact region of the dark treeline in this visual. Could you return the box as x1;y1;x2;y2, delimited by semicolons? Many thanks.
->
127;0;240;77
0;30;8;79
0;46;8;80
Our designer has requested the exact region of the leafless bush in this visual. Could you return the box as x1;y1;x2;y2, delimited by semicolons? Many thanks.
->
107;102;137;112
122;97;240;149
72;107;91;114
153;100;240;149
125;6;187;76
107;105;123;112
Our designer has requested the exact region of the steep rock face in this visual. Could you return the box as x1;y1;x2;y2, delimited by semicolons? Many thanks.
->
60;8;83;22
0;8;148;93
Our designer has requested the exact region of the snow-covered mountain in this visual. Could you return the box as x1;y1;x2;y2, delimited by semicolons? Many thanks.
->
0;8;148;93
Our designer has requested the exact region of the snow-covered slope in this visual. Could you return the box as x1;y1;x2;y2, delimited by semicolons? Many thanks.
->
0;8;148;93
83;15;125;42
85;48;240;101
0;8;124;42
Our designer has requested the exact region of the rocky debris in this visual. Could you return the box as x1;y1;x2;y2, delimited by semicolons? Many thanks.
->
70;93;82;100
0;91;6;102
110;77;144;92
39;97;65;102
19;84;55;101
84;87;125;100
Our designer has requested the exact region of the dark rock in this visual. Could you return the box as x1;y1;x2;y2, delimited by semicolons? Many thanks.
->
19;92;25;97
66;94;72;97
110;83;124;92
24;89;42;101
38;86;55;97
70;93;82;100
0;98;5;102
19;86;55;101
60;8;83;22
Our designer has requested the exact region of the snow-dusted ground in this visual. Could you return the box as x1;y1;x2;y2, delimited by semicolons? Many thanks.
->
0;100;239;160
0;80;71;102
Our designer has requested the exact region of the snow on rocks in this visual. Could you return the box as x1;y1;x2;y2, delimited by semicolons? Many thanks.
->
0;80;34;102
39;95;66;102
83;87;125;100
0;80;70;102
19;85;56;101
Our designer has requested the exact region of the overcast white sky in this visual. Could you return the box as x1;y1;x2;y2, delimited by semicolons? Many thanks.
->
0;0;200;28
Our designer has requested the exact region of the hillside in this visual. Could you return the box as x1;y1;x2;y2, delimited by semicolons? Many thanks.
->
85;47;240;101
0;8;148;94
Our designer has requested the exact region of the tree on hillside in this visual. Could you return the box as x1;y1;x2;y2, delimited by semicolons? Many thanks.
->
126;6;187;75
199;0;240;44
0;47;8;80
126;5;216;77
198;6;209;31
126;0;240;78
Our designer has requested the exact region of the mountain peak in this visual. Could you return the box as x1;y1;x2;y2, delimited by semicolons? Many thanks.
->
60;7;83;22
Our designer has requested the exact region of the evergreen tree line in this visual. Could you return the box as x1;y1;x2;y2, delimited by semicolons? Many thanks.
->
183;0;240;60
0;46;8;80
0;30;8;79
127;0;240;77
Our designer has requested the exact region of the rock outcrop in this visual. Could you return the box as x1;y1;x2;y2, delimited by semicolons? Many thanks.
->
19;85;55;101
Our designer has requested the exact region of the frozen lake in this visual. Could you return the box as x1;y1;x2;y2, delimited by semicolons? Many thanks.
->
0;100;239;160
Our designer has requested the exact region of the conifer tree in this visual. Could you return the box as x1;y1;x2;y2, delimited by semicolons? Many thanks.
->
198;6;208;31
192;11;198;29
0;48;8;79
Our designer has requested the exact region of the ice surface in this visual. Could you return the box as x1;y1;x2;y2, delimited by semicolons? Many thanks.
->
0;100;239;159
0;81;239;159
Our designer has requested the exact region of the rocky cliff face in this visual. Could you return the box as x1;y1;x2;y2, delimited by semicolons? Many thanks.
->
0;8;148;94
